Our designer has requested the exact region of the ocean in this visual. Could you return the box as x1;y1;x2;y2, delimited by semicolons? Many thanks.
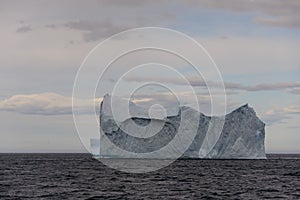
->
0;154;299;199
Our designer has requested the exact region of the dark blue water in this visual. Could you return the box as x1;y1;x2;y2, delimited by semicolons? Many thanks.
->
0;154;299;199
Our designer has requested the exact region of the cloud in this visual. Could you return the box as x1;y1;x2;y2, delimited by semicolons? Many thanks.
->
193;0;300;28
62;20;133;42
124;76;205;87
0;93;101;115
234;82;300;92
289;88;300;95
16;25;32;33
124;76;300;93
259;106;300;125
8;1;175;42
9;0;300;46
282;106;300;114
15;21;135;42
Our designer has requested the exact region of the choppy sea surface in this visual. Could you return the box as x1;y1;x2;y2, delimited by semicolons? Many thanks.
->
0;154;299;199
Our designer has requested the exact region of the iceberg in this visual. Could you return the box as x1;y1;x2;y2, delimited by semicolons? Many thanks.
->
90;138;100;157
96;94;266;159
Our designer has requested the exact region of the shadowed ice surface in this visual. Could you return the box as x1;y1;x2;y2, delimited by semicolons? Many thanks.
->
0;154;299;199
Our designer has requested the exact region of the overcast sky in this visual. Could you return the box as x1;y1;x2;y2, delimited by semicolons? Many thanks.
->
0;0;299;153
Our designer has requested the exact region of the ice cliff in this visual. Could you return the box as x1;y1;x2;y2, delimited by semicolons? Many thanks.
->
99;94;266;159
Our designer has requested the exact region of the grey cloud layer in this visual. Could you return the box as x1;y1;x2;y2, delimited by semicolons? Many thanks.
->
63;20;133;42
227;82;300;92
13;0;300;44
16;20;134;42
124;76;300;93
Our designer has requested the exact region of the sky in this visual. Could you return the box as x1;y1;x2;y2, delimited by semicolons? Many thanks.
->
0;0;299;153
